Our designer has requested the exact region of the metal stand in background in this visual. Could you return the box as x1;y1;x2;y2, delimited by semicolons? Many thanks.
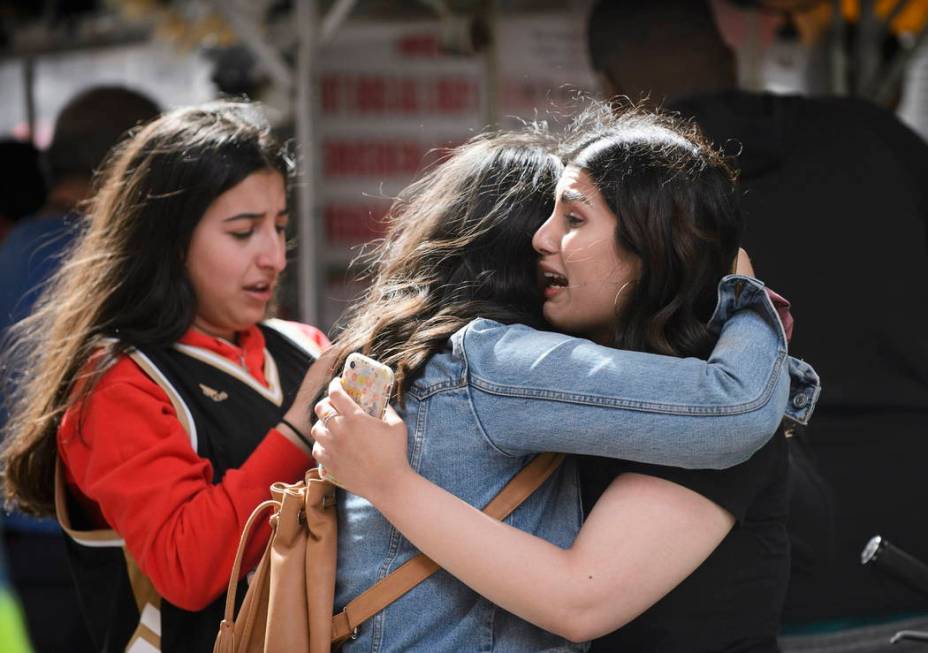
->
294;0;320;327
22;56;35;143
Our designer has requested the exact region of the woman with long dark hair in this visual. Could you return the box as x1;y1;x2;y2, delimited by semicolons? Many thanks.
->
1;101;331;652
311;108;818;652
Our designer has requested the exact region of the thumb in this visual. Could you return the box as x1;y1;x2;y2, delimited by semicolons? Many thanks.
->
328;377;365;417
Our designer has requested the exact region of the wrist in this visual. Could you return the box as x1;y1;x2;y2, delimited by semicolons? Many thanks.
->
277;418;313;456
283;408;311;433
365;462;418;511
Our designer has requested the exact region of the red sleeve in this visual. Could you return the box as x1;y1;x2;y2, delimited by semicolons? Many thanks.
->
58;357;313;611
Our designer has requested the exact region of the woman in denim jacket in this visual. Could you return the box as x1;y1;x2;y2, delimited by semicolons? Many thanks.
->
311;108;819;652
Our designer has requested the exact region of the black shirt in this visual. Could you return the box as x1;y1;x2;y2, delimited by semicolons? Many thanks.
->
671;91;928;623
585;431;789;653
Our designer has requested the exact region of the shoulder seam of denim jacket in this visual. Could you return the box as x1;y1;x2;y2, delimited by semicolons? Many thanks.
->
405;331;471;400
467;348;786;417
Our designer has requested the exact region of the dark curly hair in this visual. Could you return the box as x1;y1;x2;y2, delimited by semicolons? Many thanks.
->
561;102;742;358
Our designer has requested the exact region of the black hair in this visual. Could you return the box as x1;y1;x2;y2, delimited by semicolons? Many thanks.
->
564;103;741;358
94;101;293;348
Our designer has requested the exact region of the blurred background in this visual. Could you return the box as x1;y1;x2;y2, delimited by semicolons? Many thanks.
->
2;0;926;331
2;3;928;651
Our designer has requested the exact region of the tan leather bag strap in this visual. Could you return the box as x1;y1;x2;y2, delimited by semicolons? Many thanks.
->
331;451;565;642
219;499;281;627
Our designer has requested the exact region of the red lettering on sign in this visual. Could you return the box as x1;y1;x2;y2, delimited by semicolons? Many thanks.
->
319;74;478;116
396;35;440;57
324;140;436;177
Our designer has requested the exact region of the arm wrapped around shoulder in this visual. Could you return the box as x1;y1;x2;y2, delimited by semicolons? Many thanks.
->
460;275;820;469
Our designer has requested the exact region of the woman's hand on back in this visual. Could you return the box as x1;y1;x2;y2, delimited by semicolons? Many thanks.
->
311;377;410;498
282;347;339;435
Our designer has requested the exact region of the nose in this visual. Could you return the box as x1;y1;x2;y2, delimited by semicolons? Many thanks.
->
256;225;287;273
532;214;558;256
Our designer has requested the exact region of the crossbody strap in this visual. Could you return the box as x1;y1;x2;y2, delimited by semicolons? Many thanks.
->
331;451;565;642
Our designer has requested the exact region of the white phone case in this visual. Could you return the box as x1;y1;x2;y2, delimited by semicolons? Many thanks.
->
339;353;394;418
319;353;395;486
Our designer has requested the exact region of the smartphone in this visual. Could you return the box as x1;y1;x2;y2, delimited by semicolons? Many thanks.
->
319;353;395;485
339;353;395;419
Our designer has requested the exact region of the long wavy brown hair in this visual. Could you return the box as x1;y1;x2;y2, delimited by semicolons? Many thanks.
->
1;101;291;516
329;128;563;400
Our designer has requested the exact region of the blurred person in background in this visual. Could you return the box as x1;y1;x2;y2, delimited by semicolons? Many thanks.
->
0;139;45;244
586;1;928;650
0;86;160;335
0;85;160;653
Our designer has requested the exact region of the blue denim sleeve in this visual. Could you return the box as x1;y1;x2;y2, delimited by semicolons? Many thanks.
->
458;275;817;469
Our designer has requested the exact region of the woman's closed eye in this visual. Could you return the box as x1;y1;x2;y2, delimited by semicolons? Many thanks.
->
228;219;287;239
565;212;584;228
229;229;254;240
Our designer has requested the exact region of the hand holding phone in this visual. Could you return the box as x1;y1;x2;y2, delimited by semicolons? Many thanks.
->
318;353;395;485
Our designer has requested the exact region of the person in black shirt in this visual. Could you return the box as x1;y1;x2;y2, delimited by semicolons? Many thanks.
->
586;1;928;649
582;433;789;652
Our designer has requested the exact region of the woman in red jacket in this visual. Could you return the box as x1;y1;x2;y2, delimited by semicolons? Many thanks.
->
1;101;330;652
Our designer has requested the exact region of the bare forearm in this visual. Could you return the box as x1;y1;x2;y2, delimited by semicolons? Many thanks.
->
367;469;732;642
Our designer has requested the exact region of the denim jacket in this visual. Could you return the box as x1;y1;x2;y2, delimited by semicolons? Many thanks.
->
335;276;820;653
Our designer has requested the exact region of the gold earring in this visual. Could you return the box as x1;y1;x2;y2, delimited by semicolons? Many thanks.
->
613;280;635;310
